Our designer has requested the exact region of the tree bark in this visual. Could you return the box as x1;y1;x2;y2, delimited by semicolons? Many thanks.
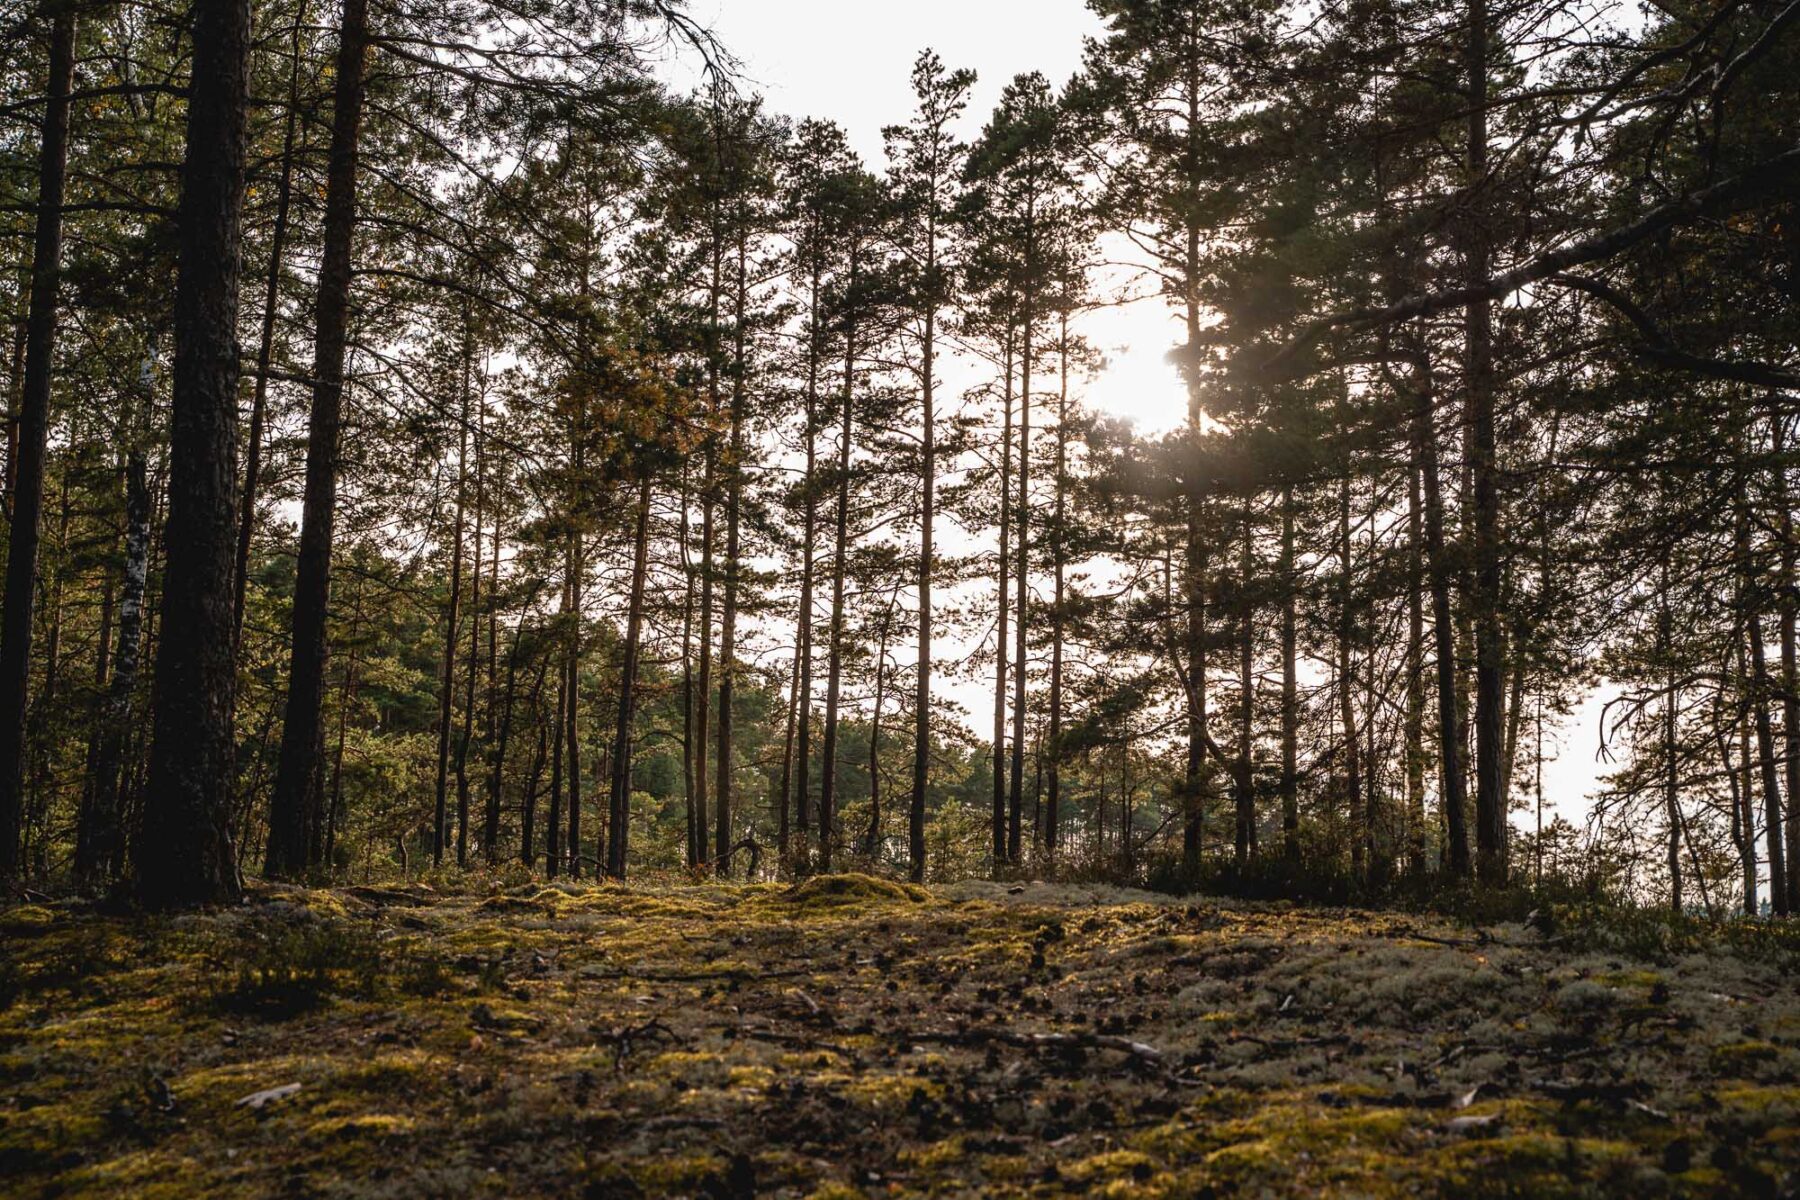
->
1047;313;1069;862
1338;474;1364;879
0;6;75;883
77;451;149;889
1009;303;1032;866
992;328;1012;872
1235;497;1256;863
1411;346;1469;876
1769;404;1800;911
428;341;468;868
715;235;748;877
135;0;253;908
267;0;370;879
606;478;652;878
1466;0;1508;886
820;293;857;876
232;2;307;651
1280;486;1299;861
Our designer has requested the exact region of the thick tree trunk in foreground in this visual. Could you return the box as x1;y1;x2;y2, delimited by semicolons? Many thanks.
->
267;0;370;879
0;7;75;884
135;0;253;908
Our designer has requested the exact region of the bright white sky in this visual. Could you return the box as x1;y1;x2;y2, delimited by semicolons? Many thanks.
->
669;0;1611;836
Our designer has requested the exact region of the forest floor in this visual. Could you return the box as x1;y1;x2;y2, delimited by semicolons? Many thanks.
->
2;875;1799;1198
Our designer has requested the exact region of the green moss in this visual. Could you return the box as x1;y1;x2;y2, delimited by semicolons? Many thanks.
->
779;873;928;907
0;904;59;935
1712;1039;1782;1070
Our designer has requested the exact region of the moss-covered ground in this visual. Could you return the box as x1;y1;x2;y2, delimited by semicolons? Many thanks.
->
2;875;1797;1197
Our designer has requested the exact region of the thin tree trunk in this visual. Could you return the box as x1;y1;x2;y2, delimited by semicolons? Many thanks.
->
911;216;938;886
0;7;75;882
454;378;484;867
1405;452;1427;873
565;531;582;878
716;235;748;878
322;586;360;872
546;615;566;880
1466;0;1507;886
268;0;370;878
992;328;1012;871
1411;345;1468;876
865;598;893;858
1660;572;1681;913
1739;440;1788;914
607;478;652;879
430;358;469;867
1047;312;1068;862
1769;404;1800;911
77;452;149;889
820;294;857;876
679;470;698;868
1010;304;1033;866
232;3;307;651
1339;474;1364;879
1236;497;1255;863
1280;487;1299;861
486;612;529;864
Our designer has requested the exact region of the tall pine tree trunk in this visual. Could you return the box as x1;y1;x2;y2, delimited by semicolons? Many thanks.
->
77;451;149;889
429;351;468;867
268;0;370;878
992;329;1012;871
1768;404;1800;911
564;531;582;877
135;0;252;908
820;303;857;875
1338;474;1363;879
911;231;938;885
1047;314;1068;862
1412;344;1469;875
0;7;75;883
1235;499;1256;862
1466;0;1508;885
1009;304;1032;865
233;3;307;650
607;478;652;878
1280;487;1299;861
454;389;484;867
715;236;748;877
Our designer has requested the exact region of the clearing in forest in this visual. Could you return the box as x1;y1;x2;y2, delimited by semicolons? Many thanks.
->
1;875;1797;1197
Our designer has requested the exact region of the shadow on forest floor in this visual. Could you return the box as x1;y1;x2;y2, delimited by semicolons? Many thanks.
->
1;874;1797;1197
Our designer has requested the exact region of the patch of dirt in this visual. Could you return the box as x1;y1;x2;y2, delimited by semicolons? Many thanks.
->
1;880;1796;1196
